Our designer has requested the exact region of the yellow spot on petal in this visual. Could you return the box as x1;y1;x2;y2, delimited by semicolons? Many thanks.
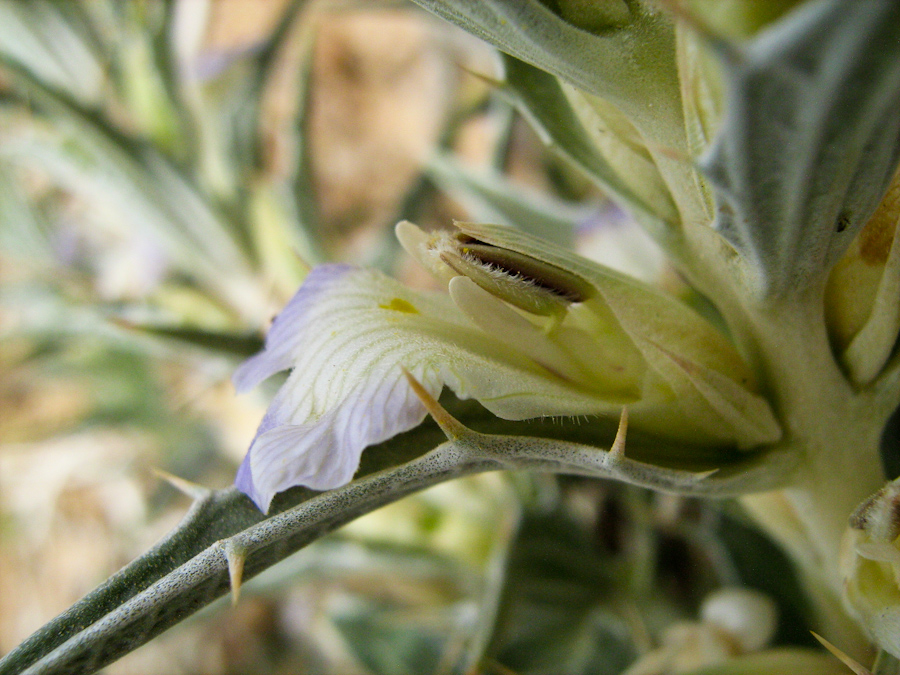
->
379;297;419;314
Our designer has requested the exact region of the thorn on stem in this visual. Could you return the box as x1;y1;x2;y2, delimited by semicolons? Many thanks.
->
608;407;629;462
223;540;247;606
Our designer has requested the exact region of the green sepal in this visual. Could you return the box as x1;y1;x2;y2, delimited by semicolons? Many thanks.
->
499;55;681;249
409;0;684;147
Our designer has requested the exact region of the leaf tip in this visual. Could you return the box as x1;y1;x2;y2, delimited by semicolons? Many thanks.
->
812;632;873;675
152;468;212;501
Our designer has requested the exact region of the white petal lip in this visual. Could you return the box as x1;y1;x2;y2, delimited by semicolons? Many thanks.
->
236;371;436;511
233;264;442;511
233;263;615;512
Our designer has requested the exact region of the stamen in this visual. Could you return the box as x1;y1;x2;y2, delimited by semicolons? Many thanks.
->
454;234;593;303
425;232;594;318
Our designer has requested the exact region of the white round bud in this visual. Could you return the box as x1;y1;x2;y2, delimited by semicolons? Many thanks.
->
700;587;778;653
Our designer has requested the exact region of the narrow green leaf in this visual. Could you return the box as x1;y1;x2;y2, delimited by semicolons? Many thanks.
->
0;0;105;104
0;164;53;260
116;323;263;358
0;71;259;318
0;396;792;675
682;648;849;675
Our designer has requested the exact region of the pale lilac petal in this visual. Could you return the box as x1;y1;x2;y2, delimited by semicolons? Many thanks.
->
246;368;439;511
234;452;258;506
233;264;355;393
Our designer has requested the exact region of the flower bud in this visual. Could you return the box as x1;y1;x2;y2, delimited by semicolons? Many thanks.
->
840;478;900;659
701;588;778;654
623;587;778;675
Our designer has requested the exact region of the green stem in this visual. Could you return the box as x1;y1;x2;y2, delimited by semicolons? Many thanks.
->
732;284;889;655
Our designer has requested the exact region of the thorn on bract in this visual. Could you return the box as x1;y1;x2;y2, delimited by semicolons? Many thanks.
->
152;468;212;501
608;407;629;462
224;540;247;606
402;367;468;441
812;632;873;675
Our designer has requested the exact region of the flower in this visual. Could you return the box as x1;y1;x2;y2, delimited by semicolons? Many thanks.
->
234;221;779;512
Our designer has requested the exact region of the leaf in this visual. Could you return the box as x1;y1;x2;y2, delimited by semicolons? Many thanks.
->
873;650;900;675
0;164;53;261
560;87;683;225
700;0;900;297
486;503;635;675
334;604;447;675
681;648;849;675
444;479;519;674
239;0;328;266
115;323;264;358
0;89;259;320
0;408;454;675
0;0;105;104
409;0;682;140
0;396;794;675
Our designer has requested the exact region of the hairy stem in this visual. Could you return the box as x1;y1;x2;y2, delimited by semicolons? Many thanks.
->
734;284;889;656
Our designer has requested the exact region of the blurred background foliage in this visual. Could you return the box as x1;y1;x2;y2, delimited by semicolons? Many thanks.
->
0;1;817;673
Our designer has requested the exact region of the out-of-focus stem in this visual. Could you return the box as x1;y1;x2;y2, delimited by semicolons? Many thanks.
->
731;283;889;659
